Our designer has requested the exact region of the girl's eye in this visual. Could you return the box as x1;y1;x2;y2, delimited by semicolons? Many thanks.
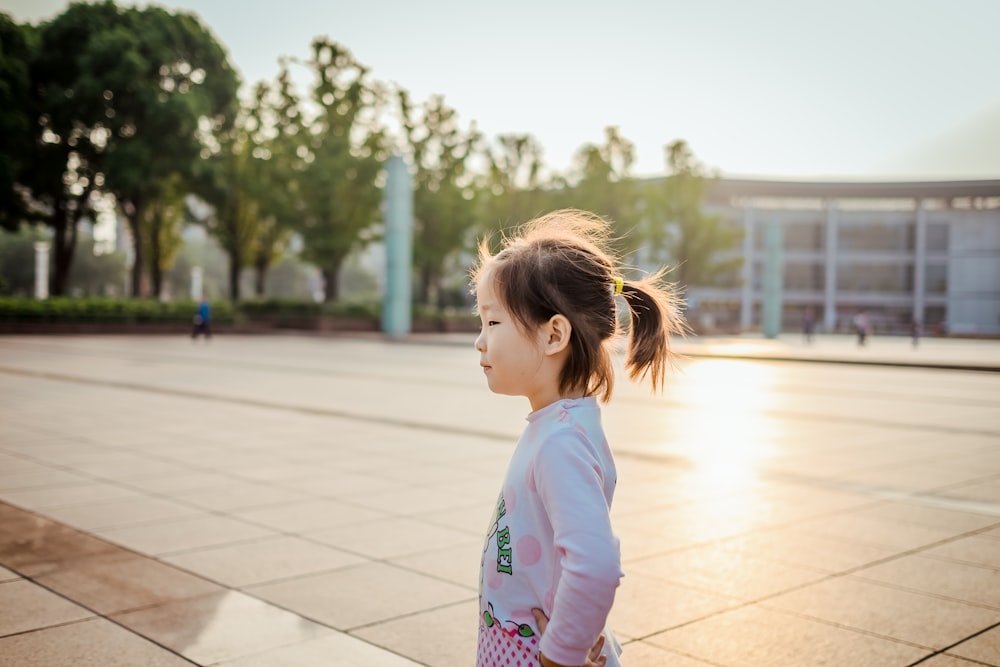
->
488;321;500;327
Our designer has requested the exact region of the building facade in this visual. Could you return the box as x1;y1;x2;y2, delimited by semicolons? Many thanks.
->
688;179;1000;336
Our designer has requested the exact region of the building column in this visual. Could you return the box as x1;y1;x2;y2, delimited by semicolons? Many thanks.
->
740;206;755;330
823;201;838;331
33;242;50;300
913;199;927;325
382;154;413;337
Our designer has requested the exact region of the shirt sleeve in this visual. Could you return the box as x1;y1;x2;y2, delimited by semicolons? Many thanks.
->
532;429;623;666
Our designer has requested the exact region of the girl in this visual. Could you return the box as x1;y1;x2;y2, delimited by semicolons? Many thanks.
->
473;209;683;667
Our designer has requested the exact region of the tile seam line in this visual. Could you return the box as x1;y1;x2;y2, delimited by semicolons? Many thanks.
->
905;619;1000;666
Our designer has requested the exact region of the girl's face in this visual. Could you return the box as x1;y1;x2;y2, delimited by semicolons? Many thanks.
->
474;270;549;408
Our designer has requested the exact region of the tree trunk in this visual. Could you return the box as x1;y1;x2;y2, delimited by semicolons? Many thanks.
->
150;210;163;300
228;250;242;301
50;201;73;296
254;251;268;297
126;198;146;298
321;259;343;303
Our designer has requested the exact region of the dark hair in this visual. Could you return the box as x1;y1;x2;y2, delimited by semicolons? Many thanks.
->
472;209;684;401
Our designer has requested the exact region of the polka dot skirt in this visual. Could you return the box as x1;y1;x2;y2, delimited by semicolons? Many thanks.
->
477;619;540;667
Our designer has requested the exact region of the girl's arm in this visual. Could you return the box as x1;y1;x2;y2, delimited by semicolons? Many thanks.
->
532;431;622;666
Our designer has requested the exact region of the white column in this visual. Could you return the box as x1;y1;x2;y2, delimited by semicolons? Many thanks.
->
823;201;838;331
190;266;204;301
740;206;755;330
913;199;927;324
33;242;50;300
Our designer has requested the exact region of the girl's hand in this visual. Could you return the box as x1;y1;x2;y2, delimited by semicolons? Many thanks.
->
531;608;607;667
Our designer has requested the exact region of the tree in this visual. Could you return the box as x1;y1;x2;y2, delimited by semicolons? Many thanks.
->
568;126;642;255
0;14;35;232
140;172;187;299
481;134;555;240
295;38;386;302
398;91;481;306
647;140;741;287
97;4;239;298
18;2;126;295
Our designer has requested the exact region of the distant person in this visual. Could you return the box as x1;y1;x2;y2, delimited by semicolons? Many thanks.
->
191;298;211;340
911;318;922;348
802;307;816;343
853;311;870;347
470;210;685;667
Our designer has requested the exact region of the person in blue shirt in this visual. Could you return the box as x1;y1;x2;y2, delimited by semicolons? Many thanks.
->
192;298;211;340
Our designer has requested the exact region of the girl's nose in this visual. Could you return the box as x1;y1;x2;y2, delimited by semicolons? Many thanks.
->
474;329;486;352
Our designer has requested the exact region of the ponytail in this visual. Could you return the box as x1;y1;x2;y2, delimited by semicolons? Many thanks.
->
620;269;686;392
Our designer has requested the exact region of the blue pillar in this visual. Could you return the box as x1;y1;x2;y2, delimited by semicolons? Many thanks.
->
382;155;413;337
762;221;783;339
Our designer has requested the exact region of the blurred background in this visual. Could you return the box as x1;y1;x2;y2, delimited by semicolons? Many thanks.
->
1;0;998;336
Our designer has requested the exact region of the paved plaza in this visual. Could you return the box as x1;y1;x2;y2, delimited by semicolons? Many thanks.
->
1;333;999;666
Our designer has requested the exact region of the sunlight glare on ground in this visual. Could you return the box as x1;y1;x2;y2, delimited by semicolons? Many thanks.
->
669;359;782;492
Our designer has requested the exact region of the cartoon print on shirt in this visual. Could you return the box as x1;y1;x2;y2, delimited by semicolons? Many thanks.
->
481;491;532;634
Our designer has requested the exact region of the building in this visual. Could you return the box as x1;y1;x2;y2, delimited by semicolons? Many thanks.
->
688;178;1000;336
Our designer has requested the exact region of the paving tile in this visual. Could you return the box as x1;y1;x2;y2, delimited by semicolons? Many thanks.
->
0;467;92;491
164;534;366;587
177;481;309;512
715;525;899;573
923;534;1000;570
231;497;390;533
645;604;928;666
852;501;999;533
853;555;1000;609
40;495;201;531
0;482;144;510
948;625;1000;664
37;551;222;615
352;598;478;667
629;543;828;602
113;590;332;665
387;538;482;590
0;566;19;583
793;511;968;551
0;616;193;667
919;654;989;666
0;505;122;577
304;516;475;560
764;576;1000;649
247;561;475;630
95;512;275;556
617;640;717;667
123;470;239;495
215;632;423;666
0;580;94;637
608;571;742;640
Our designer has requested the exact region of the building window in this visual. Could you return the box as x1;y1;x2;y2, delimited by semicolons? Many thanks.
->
926;223;949;253
837;263;914;292
839;221;915;253
925;263;947;293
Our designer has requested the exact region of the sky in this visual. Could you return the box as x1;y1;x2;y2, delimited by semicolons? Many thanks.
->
5;0;1000;181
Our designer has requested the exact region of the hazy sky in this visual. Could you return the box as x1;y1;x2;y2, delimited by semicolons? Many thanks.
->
5;0;1000;180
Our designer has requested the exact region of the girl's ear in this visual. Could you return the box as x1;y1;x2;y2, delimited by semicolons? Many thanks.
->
543;314;572;356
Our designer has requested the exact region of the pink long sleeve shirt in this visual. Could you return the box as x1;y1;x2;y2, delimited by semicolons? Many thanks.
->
477;397;623;667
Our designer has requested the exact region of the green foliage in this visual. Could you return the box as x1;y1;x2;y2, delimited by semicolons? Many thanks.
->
567;126;643;255
295;38;387;302
646;140;742;287
0;297;235;323
0;13;35;231
399;91;481;307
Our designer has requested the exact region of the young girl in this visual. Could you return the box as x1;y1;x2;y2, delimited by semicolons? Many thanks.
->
473;209;683;667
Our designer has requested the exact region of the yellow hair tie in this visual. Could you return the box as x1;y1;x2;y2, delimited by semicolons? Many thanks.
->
613;276;624;295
